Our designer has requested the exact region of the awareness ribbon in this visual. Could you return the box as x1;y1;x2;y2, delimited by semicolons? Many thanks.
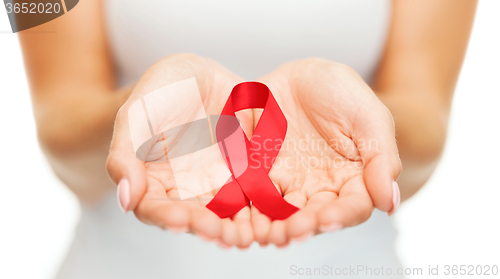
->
206;82;299;220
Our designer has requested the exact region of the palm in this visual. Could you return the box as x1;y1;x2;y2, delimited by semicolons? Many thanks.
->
109;54;255;248
252;59;401;246
109;56;401;249
272;85;364;198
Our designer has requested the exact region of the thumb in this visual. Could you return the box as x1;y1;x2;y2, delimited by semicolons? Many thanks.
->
106;101;148;213
354;104;402;215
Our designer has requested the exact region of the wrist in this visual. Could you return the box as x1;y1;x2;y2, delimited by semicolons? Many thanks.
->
377;91;449;200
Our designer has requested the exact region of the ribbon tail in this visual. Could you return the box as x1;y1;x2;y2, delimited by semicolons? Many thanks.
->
237;170;299;220
206;179;249;218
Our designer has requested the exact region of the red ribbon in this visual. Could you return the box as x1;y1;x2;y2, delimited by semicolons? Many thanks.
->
206;82;299;220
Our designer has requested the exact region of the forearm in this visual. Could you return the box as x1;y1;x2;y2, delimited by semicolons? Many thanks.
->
31;53;219;203
370;0;477;202
34;85;132;203
377;91;449;201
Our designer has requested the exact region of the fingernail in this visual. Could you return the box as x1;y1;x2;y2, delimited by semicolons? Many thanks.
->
318;223;343;233
388;180;400;216
291;232;313;243
117;178;130;213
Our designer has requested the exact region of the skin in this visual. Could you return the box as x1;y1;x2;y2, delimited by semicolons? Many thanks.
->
108;54;256;248
252;59;401;247
19;0;477;249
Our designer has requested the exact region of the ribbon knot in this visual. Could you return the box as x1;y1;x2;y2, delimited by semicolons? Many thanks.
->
206;82;299;220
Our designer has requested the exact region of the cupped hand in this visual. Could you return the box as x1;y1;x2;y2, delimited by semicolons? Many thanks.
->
251;58;402;247
107;55;402;249
106;54;255;249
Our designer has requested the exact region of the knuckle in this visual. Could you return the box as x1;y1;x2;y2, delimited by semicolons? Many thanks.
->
394;157;403;176
159;53;205;70
105;152;121;179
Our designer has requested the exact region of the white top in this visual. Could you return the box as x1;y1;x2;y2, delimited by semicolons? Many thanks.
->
56;1;402;278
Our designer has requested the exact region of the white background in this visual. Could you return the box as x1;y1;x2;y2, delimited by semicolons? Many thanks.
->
0;1;499;278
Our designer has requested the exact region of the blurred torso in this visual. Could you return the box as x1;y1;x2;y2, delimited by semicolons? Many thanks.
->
56;1;402;278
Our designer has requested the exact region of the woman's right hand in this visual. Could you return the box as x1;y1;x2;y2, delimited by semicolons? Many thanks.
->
106;54;256;249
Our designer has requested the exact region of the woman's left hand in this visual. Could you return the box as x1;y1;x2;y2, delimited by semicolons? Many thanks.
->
251;58;402;247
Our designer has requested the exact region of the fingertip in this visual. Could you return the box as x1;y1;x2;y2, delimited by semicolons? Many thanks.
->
164;203;190;228
275;240;291;249
318;192;373;230
234;208;253;249
286;211;314;239
166;225;189;234
237;221;253;249
364;154;394;212
251;206;271;245
259;242;269;248
317;204;343;232
291;231;313;243
191;207;223;240
216;239;232;250
268;221;288;246
107;152;147;212
221;219;237;247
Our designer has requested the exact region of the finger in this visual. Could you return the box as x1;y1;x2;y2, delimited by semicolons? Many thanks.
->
286;191;337;241
107;104;148;213
196;182;242;248
190;203;223;243
219;218;237;249
268;220;289;248
251;181;282;246
251;205;271;246
353;104;402;214
233;206;253;249
134;177;190;232
158;175;224;238
365;154;401;215
267;191;304;247
317;176;374;231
